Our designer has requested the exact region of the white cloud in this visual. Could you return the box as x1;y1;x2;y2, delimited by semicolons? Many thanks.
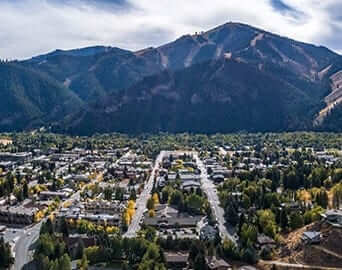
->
0;0;341;59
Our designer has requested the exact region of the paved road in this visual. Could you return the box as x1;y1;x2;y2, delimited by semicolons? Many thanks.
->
11;187;83;270
193;153;237;245
12;222;42;270
10;150;121;270
219;147;227;156
260;260;342;270
124;151;166;238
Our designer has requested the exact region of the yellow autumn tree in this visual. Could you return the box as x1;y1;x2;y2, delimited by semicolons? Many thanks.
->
297;189;311;203
127;200;136;209
148;209;155;217
34;211;44;223
123;211;131;226
152;193;160;205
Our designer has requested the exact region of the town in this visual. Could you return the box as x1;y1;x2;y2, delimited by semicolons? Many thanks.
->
0;132;341;270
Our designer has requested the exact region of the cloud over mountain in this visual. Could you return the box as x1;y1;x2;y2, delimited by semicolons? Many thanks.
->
1;0;341;59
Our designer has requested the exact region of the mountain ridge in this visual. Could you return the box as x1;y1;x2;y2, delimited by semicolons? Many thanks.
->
1;21;342;133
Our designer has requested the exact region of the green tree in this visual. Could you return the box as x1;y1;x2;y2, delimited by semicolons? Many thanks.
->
0;237;14;268
289;212;304;230
58;254;71;270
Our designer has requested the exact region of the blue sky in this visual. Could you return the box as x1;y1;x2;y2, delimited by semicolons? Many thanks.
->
1;0;342;59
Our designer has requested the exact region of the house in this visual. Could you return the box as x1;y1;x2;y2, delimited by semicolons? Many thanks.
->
321;209;342;227
39;190;71;201
301;231;321;244
64;234;96;256
0;204;38;225
0;225;6;236
181;181;201;191
200;224;217;241
165;252;189;269
144;204;203;229
256;234;276;249
206;256;232;270
212;174;224;183
179;174;201;183
84;200;124;215
0;152;32;164
0;161;15;170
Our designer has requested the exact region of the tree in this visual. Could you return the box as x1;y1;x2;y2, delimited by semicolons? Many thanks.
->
0;237;14;268
58;254;71;270
152;193;160;205
104;188;113;201
222;238;240;260
147;198;155;210
75;239;85;260
240;224;257;247
242;246;258;264
193;253;206;270
145;227;156;242
169;190;184;208
289;212;304;230
257;210;277;238
186;193;203;214
78;254;88;270
23;181;29;198
225;202;239;226
130;189;137;200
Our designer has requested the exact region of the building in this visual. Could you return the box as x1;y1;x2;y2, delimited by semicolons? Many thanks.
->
212;174;224;183
0;204;38;225
165;252;189;269
256;234;276;250
84;200;124;215
301;231;321;244
0;152;32;164
181;181;201;191
200;224;217;241
64;234;96;256
206;256;232;270
321;210;342;227
144;204;203;229
0;225;6;236
64;174;90;183
39;190;71;201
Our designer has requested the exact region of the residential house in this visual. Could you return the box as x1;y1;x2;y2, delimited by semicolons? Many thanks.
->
321;210;342;227
206;256;232;270
165;253;189;269
301;231;321;244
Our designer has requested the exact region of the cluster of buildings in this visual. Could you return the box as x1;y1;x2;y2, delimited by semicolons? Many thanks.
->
0;147;133;231
143;204;205;239
58;200;126;227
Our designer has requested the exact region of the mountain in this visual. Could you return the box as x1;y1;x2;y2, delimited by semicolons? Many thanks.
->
24;22;339;105
61;57;319;135
57;22;342;135
0;61;83;131
24;46;164;102
2;22;342;134
27;46;114;63
139;22;338;79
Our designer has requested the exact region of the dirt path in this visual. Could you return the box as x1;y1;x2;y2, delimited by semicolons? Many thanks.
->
312;246;342;260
